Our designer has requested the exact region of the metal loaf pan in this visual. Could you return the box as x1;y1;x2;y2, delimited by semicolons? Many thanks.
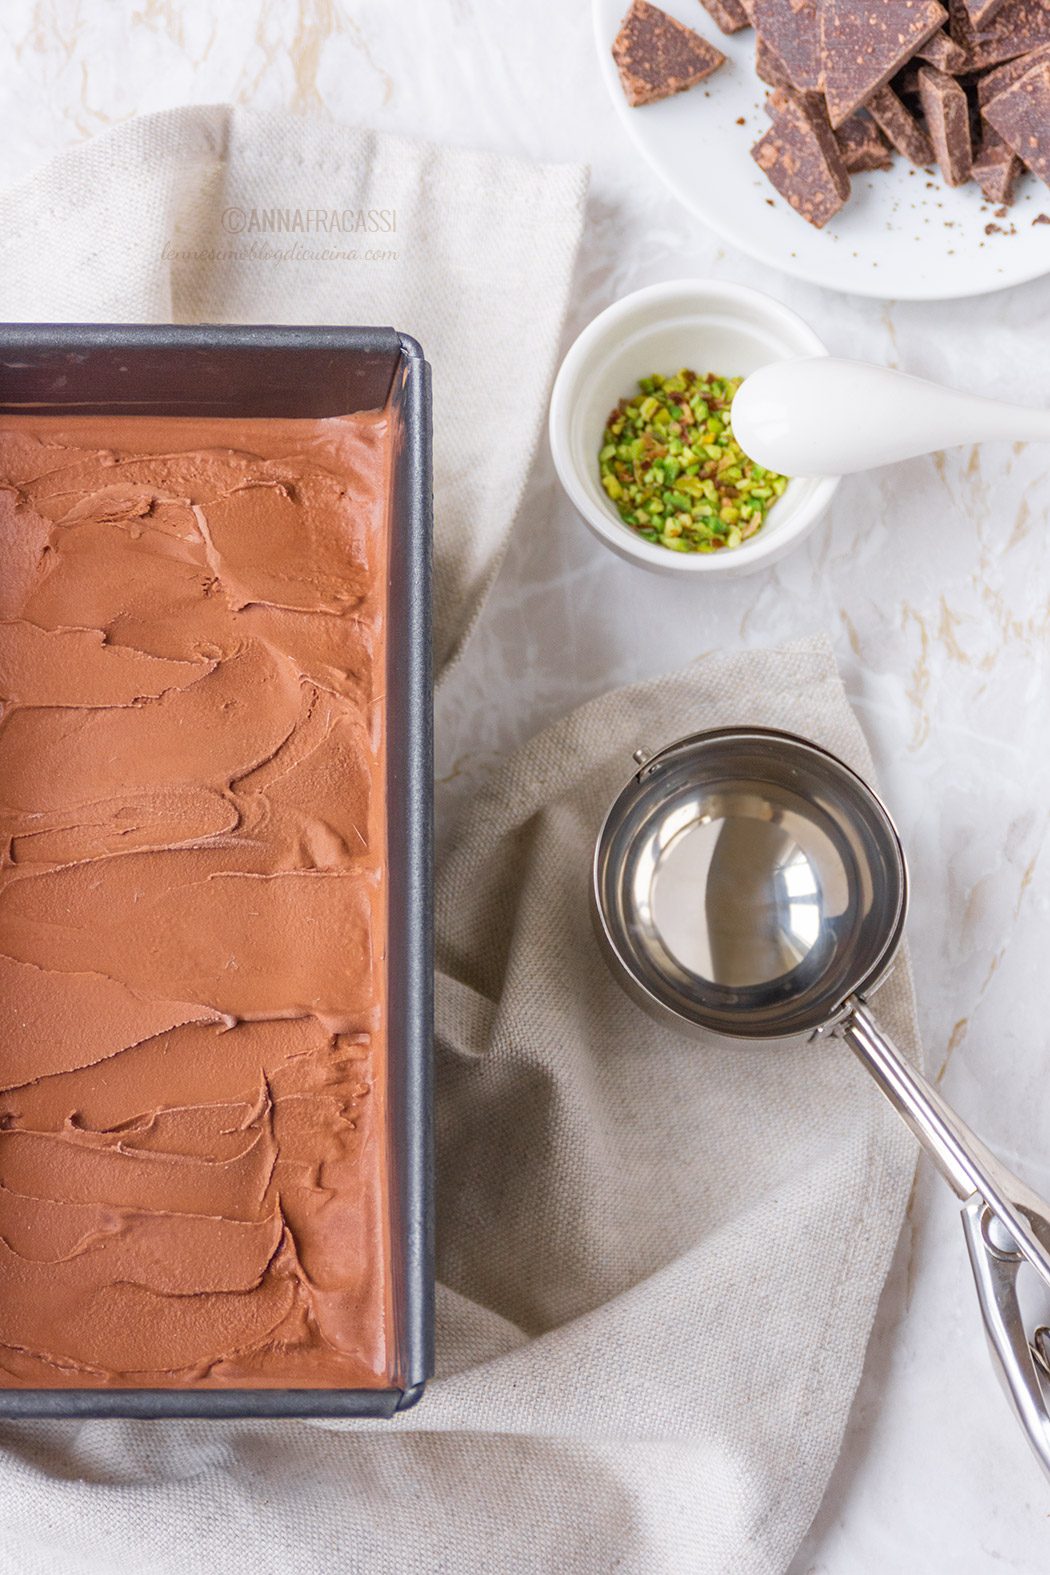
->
0;324;434;1418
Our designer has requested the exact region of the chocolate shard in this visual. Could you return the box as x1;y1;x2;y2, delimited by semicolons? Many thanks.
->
892;62;923;102
612;0;726;106
867;83;936;162
751;0;823;90
836;111;895;169
764;86;827;117
916;28;970;71
755;33;792;85
978;42;1050;104
949;0;1050;72
984;57;1050;184
918;64;974;182
958;0;1008;22
698;0;752;34
972;126;1024;198
751;86;851;225
820;0;947;128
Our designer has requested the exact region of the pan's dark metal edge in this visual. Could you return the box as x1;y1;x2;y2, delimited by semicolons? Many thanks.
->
0;1389;404;1419
387;332;434;1411
0;323;434;1420
0;322;402;416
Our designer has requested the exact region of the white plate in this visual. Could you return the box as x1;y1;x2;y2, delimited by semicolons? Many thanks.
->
593;0;1050;300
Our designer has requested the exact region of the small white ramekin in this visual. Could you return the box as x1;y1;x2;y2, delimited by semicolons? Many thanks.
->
548;279;840;577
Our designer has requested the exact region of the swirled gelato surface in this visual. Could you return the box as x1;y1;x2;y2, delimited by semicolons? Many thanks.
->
0;412;392;1388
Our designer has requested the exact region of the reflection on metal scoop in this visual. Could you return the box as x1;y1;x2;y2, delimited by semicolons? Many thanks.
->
653;809;836;989
594;727;1050;1479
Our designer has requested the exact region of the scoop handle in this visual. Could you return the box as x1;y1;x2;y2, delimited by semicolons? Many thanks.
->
962;1195;1050;1483
841;1001;1050;1284
840;1000;1050;1482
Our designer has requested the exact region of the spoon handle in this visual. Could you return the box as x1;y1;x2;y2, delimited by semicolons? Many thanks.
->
840;1001;1050;1288
733;357;1050;476
969;401;1050;446
1007;411;1050;444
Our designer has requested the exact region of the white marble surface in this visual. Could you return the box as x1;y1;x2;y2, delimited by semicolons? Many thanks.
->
2;0;1050;1567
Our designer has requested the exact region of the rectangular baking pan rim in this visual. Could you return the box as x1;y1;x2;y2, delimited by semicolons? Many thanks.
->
0;322;434;1419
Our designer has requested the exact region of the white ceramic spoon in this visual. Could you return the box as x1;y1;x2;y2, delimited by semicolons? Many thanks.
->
731;356;1050;478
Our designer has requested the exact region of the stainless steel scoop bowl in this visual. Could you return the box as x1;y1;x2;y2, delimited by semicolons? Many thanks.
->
594;726;1050;1479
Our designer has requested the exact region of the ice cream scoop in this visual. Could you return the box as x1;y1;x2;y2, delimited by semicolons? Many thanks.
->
731;356;1050;478
594;726;1050;1483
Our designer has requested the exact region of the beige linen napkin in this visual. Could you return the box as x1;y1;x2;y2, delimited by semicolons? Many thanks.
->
0;105;588;670
0;110;919;1575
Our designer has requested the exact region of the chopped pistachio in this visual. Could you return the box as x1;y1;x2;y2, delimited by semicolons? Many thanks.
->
598;369;790;556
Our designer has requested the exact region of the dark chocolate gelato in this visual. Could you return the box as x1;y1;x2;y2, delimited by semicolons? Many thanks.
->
0;412;393;1389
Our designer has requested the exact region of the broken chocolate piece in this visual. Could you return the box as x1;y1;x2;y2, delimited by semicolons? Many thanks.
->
763;85;830;123
978;41;1050;103
868;83;936;162
751;0;823;90
918;64;974;182
820;0;947;127
949;0;1050;72
972;126;1023;198
751;86;851;225
915;28;970;71
617;0;1044;228
892;62;923;101
958;0;1008;25
612;0;726;106
698;0;752;33
756;33;793;85
984;57;1050;184
836;111;895;169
